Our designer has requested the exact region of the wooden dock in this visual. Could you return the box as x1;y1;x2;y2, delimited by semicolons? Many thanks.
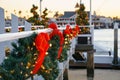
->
68;69;120;80
70;55;120;69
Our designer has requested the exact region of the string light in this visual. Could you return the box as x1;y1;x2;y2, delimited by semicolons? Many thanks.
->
65;38;67;41
66;34;69;37
20;71;23;74
0;75;2;78
30;71;33;74
35;61;37;64
31;47;33;50
33;65;35;67
27;46;30;50
50;43;52;47
25;74;28;77
65;41;68;45
34;53;38;56
26;66;29;69
5;57;8;59
34;57;37;60
46;52;48;55
21;62;24;66
33;42;35;46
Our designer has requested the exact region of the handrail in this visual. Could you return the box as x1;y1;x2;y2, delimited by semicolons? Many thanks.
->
0;25;94;43
0;25;76;42
0;28;52;42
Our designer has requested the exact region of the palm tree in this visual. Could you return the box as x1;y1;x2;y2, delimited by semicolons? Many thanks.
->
53;11;63;18
18;10;22;17
14;10;16;14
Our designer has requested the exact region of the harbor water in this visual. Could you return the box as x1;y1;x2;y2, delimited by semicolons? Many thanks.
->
94;29;120;57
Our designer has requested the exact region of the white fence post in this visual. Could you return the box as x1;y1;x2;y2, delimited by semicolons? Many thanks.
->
25;21;31;31
0;7;5;34
11;14;18;32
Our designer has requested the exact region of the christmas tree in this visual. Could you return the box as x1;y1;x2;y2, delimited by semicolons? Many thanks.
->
27;5;49;28
73;3;89;61
75;3;90;34
27;5;41;25
40;8;49;28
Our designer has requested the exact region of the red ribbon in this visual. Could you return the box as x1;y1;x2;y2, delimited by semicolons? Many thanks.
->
48;22;58;30
64;25;73;39
64;25;71;35
64;25;80;39
49;23;64;59
32;33;50;74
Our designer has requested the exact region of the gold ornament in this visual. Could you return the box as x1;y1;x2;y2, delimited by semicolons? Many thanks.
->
70;34;73;37
10;70;14;73
65;41;68;45
41;65;45;70
27;62;31;67
66;34;69;37
63;45;66;48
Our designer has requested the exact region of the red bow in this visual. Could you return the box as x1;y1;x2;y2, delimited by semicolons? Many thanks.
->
64;25;73;39
64;25;71;35
49;22;58;30
49;23;64;59
32;33;50;74
75;25;80;34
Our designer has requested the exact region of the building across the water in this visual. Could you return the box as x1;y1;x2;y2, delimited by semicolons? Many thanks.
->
54;11;90;27
92;11;113;29
54;11;113;29
55;11;76;27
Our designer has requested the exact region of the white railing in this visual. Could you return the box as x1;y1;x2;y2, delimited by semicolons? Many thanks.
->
0;26;77;80
77;25;94;44
0;28;52;42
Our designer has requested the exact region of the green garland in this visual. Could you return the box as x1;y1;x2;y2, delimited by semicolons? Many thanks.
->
0;33;69;80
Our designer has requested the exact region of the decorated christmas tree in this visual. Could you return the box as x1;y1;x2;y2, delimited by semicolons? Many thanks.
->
27;5;49;28
40;8;49;28
73;3;89;61
75;3;90;34
27;5;41;25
